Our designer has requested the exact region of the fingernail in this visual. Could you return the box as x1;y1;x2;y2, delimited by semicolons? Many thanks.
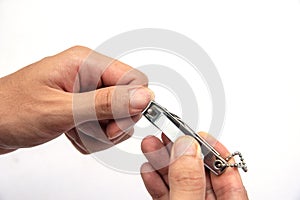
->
171;136;201;160
107;130;124;140
108;124;134;140
111;128;133;144
130;87;154;110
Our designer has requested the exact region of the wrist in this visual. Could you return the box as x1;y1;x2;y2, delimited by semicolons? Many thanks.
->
0;76;16;154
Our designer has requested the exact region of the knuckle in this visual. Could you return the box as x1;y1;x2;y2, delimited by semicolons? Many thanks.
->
118;66;149;86
69;45;91;53
66;46;92;62
214;184;248;199
169;169;205;191
96;88;112;115
40;55;53;62
130;70;149;85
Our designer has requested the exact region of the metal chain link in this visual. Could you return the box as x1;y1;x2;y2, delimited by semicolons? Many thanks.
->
224;151;248;172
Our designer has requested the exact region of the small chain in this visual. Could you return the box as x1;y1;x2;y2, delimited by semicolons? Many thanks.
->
223;151;248;172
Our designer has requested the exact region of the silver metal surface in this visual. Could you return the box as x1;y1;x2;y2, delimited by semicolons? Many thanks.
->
143;101;228;176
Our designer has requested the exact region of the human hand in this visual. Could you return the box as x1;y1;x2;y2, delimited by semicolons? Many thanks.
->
0;46;154;154
141;133;248;200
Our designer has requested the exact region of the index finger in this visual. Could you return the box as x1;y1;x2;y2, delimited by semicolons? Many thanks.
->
80;49;148;87
199;132;248;200
102;59;148;86
50;46;148;92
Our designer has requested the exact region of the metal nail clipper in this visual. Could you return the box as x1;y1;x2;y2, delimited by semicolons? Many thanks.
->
143;101;247;176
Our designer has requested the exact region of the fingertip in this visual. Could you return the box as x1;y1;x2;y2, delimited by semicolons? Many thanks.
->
111;127;134;144
141;135;155;145
171;136;201;160
141;135;162;153
161;133;171;144
198;131;209;138
143;87;155;100
106;115;141;139
140;162;154;174
129;87;154;112
140;162;169;200
198;131;230;158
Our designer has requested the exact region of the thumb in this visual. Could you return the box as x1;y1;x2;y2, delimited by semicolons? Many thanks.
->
96;85;154;119
72;85;154;124
169;136;206;200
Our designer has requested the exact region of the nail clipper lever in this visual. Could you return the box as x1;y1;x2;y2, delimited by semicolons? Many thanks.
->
143;101;227;176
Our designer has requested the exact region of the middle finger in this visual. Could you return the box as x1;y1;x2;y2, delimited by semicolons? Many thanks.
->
141;135;170;185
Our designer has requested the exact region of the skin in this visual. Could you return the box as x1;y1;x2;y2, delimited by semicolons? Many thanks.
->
141;133;248;200
0;46;154;154
0;46;247;199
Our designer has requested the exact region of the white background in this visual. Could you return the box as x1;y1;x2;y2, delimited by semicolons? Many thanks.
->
0;0;300;199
